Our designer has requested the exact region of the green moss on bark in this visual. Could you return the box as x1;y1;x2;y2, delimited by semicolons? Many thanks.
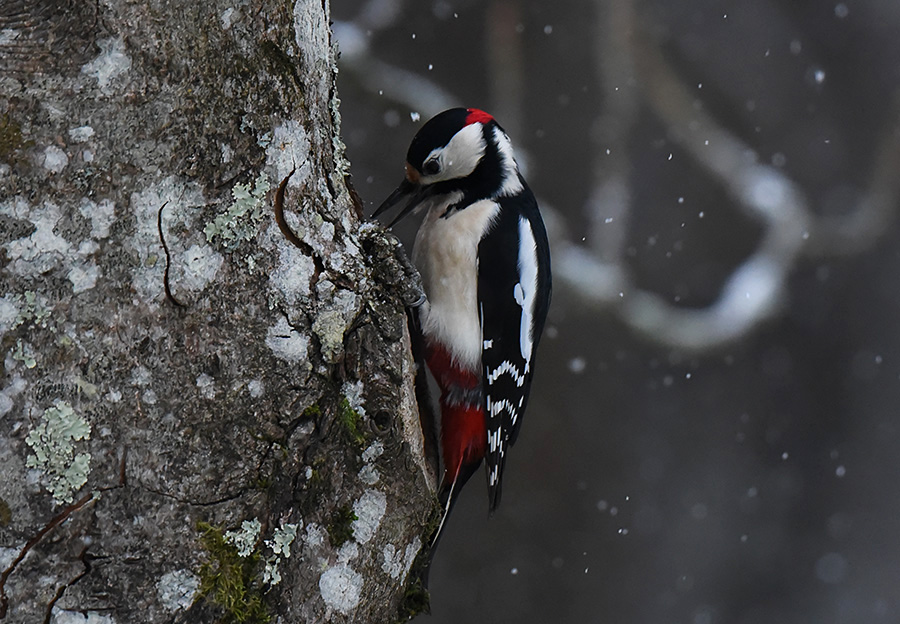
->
338;397;367;448
326;504;357;548
0;113;30;162
196;521;270;623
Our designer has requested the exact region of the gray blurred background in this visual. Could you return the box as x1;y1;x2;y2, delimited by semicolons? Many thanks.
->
333;1;900;622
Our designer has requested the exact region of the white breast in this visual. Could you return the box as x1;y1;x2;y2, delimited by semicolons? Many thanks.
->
413;196;500;370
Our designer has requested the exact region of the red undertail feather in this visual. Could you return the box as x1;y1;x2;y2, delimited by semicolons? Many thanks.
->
425;343;487;487
439;402;486;485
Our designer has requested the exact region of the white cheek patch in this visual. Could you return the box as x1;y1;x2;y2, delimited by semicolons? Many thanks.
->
420;123;487;184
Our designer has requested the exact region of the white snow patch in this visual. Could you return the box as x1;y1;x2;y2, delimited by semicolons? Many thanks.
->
6;376;25;397
42;145;69;173
381;537;421;579
68;125;95;143
0;296;19;336
180;243;223;292
157;569;200;612
305;523;325;548
337;541;358;563
0;392;12;416
358;464;379;485
78;198;116;239
0;196;111;292
82;36;132;93
269;242;314;304
0;29;18;45
2;201;72;277
362;440;384;463
351;489;386;544
78;240;100;256
67;261;100;293
221;7;238;29
319;563;362;615
0;546;19;570
265;316;309;364
247;379;264;398
196;373;216;399
51;611;116;624
130;365;152;386
342;380;366;418
265;120;310;187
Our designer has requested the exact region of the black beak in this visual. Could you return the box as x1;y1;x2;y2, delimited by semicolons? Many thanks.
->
372;179;430;227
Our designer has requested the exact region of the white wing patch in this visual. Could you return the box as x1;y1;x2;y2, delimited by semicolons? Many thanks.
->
515;217;539;371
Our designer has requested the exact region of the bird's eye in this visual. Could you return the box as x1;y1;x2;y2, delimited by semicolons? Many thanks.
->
423;159;441;176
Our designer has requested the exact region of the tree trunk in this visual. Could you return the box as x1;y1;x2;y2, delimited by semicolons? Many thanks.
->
0;0;434;622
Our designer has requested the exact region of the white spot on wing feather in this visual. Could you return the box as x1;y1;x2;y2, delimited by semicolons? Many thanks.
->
487;360;526;387
488;428;500;452
516;217;539;369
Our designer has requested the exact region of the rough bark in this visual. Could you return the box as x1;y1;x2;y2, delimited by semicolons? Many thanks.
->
0;0;434;622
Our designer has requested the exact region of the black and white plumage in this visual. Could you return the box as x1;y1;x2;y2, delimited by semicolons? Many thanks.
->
374;107;551;521
478;185;550;509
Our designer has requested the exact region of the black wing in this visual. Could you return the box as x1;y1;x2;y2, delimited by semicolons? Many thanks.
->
478;186;551;512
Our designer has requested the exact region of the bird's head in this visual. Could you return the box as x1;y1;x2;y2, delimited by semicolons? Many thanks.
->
373;108;523;225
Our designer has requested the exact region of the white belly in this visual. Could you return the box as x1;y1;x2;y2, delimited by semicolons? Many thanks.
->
412;197;501;370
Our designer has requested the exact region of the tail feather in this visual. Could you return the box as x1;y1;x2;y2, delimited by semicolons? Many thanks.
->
418;458;481;588
487;437;510;514
487;471;503;514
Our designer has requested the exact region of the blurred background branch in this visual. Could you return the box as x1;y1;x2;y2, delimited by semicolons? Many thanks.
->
338;0;899;351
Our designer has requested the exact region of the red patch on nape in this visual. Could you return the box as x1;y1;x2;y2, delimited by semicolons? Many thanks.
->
465;108;494;126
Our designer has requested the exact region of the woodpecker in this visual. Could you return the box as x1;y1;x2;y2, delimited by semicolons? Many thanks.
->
374;108;551;541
